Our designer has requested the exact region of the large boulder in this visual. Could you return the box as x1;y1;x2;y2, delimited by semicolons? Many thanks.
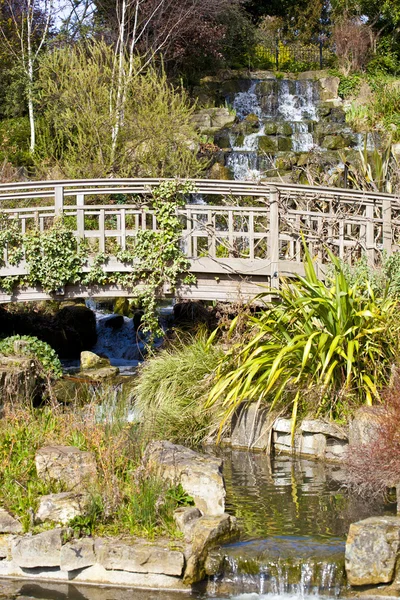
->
0;508;22;534
0;356;40;407
11;529;63;568
35;492;88;525
35;445;97;491
182;513;238;584
94;538;184;576
345;516;400;586
80;351;110;370
349;406;385;447
142;441;226;516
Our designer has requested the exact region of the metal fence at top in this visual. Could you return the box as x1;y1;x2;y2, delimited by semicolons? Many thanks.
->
254;40;334;70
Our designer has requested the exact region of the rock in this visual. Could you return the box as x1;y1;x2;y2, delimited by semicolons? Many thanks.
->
319;76;340;101
349;406;386;447
103;315;124;329
35;445;97;490
35;492;88;525
276;122;293;136
277;136;292;152
95;538;184;576
143;441;225;516
80;351;110;370
191;108;235;132
0;535;12;559
209;163;232;180
78;366;119;380
12;529;63;568
301;419;348;440
230;403;275;451
263;122;278;136
0;357;40;407
61;538;96;572
345;516;400;586
321;134;352;150
183;513;238;584
174;507;202;542
210;108;236;129
258;136;278;153
0;508;23;534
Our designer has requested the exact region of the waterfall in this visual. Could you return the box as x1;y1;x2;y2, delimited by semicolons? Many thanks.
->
208;536;345;598
225;79;320;180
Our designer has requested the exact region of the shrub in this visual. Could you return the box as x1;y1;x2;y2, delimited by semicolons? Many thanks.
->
0;334;62;379
333;17;373;75
346;373;400;498
134;331;224;446
206;245;400;441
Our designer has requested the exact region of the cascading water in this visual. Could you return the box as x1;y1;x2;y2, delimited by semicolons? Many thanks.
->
226;79;320;180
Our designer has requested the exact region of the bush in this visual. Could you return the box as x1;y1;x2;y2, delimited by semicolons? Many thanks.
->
346;373;400;498
206;245;400;440
134;332;224;446
0;334;62;379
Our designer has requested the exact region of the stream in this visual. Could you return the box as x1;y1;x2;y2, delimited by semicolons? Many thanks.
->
0;449;394;600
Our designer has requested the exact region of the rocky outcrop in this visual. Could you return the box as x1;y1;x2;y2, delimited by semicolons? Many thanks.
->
12;529;63;568
230;402;275;451
191;107;235;133
348;406;385;447
35;445;97;490
345;516;400;586
94;539;184;576
142;440;226;515
60;538;96;572
0;355;41;407
0;303;97;359
0;508;22;534
35;492;88;525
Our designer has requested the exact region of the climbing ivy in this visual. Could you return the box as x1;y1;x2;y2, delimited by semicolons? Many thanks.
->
0;335;63;378
0;181;196;336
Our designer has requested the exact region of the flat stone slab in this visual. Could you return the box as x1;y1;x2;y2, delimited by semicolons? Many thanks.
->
35;445;97;490
231;403;275;450
12;529;63;568
36;492;87;525
143;440;225;516
345;516;400;586
0;508;23;534
61;538;96;572
95;538;184;576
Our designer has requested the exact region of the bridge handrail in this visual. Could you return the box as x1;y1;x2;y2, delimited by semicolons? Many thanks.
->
0;178;398;205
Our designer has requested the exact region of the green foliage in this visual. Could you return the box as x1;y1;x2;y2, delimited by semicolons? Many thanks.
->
0;335;62;378
336;73;362;99
206;244;400;440
34;41;204;179
24;219;86;292
135;331;224;446
0;117;31;166
0;182;195;335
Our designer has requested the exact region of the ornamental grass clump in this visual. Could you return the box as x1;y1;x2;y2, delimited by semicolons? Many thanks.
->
134;331;224;447
206;245;400;441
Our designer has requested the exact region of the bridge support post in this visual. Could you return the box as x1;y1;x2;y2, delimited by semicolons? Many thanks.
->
54;186;64;217
269;187;279;289
382;198;392;255
366;203;375;266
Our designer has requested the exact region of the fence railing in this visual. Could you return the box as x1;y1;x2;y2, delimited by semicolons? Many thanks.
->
0;179;399;291
253;39;334;70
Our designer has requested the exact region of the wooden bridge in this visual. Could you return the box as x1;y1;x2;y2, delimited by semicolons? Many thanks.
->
0;178;398;303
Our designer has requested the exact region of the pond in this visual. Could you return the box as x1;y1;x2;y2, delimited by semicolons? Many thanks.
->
0;449;394;600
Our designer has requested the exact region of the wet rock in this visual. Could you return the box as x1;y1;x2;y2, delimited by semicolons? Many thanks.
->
230;402;275;451
142;440;225;516
174;507;202;542
209;163;232;180
0;508;22;534
78;366;119;380
94;538;184;576
183;513;238;584
258;136;278;153
345;516;400;586
322;134;352;150
276;122;293;136
349;406;385;447
35;445;97;490
103;315;124;329
60;538;96;572
263;122;278;135
12;529;63;568
277;136;292;152
80;351;110;370
35;492;88;525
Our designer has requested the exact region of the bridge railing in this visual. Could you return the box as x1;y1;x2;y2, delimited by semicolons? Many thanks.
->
0;178;399;284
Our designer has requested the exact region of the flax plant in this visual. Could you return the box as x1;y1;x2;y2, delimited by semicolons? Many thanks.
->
206;245;400;442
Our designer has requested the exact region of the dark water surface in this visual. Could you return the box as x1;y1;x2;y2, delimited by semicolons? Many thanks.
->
0;450;395;600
